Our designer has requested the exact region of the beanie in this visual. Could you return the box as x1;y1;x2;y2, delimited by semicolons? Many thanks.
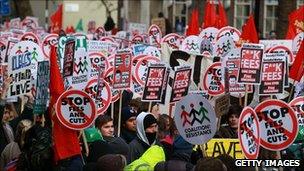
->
121;107;137;124
143;114;157;130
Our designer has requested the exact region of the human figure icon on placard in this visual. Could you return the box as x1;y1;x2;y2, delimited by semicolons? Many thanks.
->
180;105;191;127
31;47;38;62
199;102;210;123
83;56;89;73
189;103;202;125
16;46;22;54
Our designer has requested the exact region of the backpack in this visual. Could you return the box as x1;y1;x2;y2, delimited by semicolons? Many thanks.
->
17;125;53;171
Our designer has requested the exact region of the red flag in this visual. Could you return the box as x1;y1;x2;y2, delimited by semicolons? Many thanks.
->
289;40;304;81
203;0;217;28
216;1;228;28
239;14;259;44
286;6;304;39
186;8;199;36
50;4;63;34
49;46;81;162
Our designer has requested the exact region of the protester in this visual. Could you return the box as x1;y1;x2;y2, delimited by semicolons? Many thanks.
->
154;135;194;171
95;115;129;162
0;78;34;154
215;105;242;138
0;119;33;170
129;112;158;162
194;157;227;171
124;145;165;171
120;107;138;144
97;154;126;171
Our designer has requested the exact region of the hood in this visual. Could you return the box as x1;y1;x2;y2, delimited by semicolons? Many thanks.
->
136;112;155;146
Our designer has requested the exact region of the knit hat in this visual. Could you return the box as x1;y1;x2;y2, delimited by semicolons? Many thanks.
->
143;114;157;130
97;154;126;171
173;135;193;155
121;107;137;124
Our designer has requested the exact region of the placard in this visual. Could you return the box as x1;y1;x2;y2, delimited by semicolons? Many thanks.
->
289;97;304;142
238;107;260;159
148;24;162;47
89;52;109;78
170;65;192;103
8;41;44;98
56;89;96;130
199;27;219;43
104;67;122;102
20;32;40;45
214;94;230;117
4;37;18;63
84;79;111;115
33;61;50;115
203;62;225;96
174;94;217;145
151;18;166;35
113;49;132;90
255;99;298;151
259;53;285;95
214;36;235;57
128;23;147;36
142;63;166;102
216;26;241;43
161;33;182;50
87;40;118;57
42;33;59;58
134;56;160;86
237;43;264;84
203;139;245;159
63;38;75;77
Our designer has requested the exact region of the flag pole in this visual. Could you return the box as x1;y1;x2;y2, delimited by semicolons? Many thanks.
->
244;85;249;106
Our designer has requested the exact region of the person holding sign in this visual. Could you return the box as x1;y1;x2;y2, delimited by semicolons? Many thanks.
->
129;112;158;162
94;115;129;163
215;105;242;138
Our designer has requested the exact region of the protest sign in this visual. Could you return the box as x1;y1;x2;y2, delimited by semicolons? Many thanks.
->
216;26;241;43
128;22;147;36
180;35;202;55
134;56;160;86
56;89;96;130
132;44;148;56
268;45;294;65
33;61;50;115
214;94;230;117
87;40;118;57
294;83;304;98
142;63;166;102
199;27;219;43
214;36;235;57
203;62;225;96
151;18;166;35
89;52;109;78
113;49;132;90
255;99;298;151
8;41;44;98
161;33;182;50
143;46;161;58
160;67;170;104
94;26;106;39
11;29;25;39
174;94;217;145
58;36;67;69
289;97;304;142
104;67;122;102
170;65;192;103
259;53;285;95
148;24;162;47
21;16;39;30
225;54;248;95
260;40;292;52
189;91;209;100
237;43;264;84
42;33;58;58
238;107;260;159
85;79;111;115
200;39;214;56
20;32;40;45
131;35;145;45
63;38;75;78
203;139;245;159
